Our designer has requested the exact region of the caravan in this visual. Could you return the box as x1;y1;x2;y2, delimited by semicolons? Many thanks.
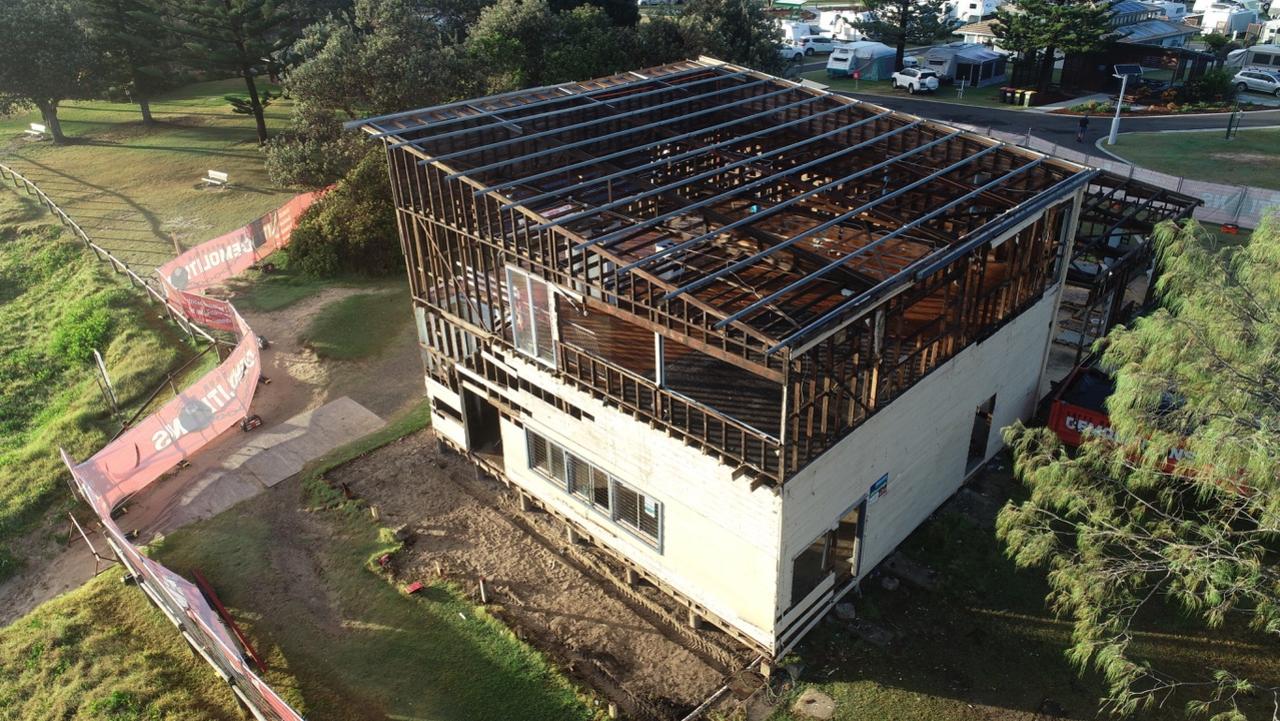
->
826;41;898;79
817;10;872;41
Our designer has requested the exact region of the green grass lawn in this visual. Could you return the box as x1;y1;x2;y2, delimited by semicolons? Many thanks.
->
302;286;414;361
802;70;1014;110
1108;129;1280;190
228;249;396;314
767;471;1280;721
0;193;199;580
151;405;594;721
0;569;244;721
0;79;297;266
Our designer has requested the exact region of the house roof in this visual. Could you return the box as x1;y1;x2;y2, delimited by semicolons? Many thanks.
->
924;43;1005;62
1114;18;1200;41
351;59;1092;353
1110;0;1157;16
957;18;998;37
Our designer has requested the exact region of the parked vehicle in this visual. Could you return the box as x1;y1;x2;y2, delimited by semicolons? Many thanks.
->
1233;67;1280;96
890;67;940;94
798;35;838;55
637;0;682;6
778;43;805;62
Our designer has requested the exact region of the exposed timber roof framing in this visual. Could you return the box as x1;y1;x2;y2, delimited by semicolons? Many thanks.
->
355;58;1095;358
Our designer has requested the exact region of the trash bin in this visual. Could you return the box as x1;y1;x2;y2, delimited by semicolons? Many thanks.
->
1023;90;1036;107
1000;86;1012;103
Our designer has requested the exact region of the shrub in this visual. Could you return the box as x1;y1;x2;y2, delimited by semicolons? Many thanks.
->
1068;99;1114;114
289;150;400;278
1179;69;1237;105
263;105;368;189
47;293;118;364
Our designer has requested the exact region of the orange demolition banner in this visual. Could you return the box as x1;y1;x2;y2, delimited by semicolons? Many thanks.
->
59;191;322;721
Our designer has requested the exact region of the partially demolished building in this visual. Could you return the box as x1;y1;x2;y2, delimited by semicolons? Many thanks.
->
355;58;1115;656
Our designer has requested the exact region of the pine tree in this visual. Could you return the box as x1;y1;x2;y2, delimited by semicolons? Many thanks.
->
994;0;1109;92
163;0;298;143
856;0;950;72
678;0;784;74
1000;216;1280;718
82;0;172;125
0;0;98;144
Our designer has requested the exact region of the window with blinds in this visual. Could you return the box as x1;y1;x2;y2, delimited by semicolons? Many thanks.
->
525;429;662;548
506;267;555;366
613;481;661;542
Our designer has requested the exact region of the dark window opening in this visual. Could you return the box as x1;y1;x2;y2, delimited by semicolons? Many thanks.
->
790;531;834;608
967;394;997;472
463;389;503;458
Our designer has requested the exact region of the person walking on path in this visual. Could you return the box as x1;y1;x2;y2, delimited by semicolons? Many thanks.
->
1076;113;1090;143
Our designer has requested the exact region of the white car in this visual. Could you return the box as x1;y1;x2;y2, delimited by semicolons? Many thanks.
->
1233;68;1280;96
891;67;940;94
637;0;682;6
778;44;805;62
798;35;838;55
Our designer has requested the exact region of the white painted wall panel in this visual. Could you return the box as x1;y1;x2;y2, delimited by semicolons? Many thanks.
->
488;351;784;648
776;290;1060;635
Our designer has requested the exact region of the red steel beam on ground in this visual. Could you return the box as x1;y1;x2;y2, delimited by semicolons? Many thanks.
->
192;568;267;674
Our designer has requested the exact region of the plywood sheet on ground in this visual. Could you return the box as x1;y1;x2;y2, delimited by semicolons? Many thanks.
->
129;397;385;537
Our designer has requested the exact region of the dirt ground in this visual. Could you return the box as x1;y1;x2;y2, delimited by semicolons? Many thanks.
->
330;430;757;721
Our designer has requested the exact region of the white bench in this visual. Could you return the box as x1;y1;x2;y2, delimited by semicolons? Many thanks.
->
24;123;47;140
203;170;229;187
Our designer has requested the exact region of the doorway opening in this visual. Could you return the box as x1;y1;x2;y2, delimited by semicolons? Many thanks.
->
832;499;866;583
966;394;997;473
462;388;503;462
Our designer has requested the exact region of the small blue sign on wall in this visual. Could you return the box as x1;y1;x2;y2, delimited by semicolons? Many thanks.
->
868;473;889;504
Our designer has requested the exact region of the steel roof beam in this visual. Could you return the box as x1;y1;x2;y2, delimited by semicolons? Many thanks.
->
716;157;1042;329
471;95;834;197
611;128;962;275
436;84;801;181
385;70;750;149
499;102;856;211
426;78;770;165
662;143;1004;303
355;64;712;135
771;169;1093;354
542;112;907;233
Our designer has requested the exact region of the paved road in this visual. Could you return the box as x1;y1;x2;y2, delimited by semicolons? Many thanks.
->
834;94;1280;147
793;60;1280;147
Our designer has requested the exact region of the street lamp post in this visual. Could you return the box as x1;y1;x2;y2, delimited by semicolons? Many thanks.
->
1108;71;1129;146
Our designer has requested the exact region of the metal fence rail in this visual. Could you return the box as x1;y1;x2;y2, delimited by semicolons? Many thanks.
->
955;125;1279;230
0;162;220;346
2;164;300;721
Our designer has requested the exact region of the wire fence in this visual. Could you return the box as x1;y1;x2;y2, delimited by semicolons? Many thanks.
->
2;162;304;721
0;162;221;346
956;125;1280;229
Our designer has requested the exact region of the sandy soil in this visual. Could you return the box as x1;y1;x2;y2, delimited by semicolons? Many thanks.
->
330;431;755;721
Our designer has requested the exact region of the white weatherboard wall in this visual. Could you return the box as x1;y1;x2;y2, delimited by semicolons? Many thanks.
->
472;349;784;649
775;289;1060;640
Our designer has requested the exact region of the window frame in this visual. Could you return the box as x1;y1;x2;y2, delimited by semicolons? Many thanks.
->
524;429;663;551
505;265;557;368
